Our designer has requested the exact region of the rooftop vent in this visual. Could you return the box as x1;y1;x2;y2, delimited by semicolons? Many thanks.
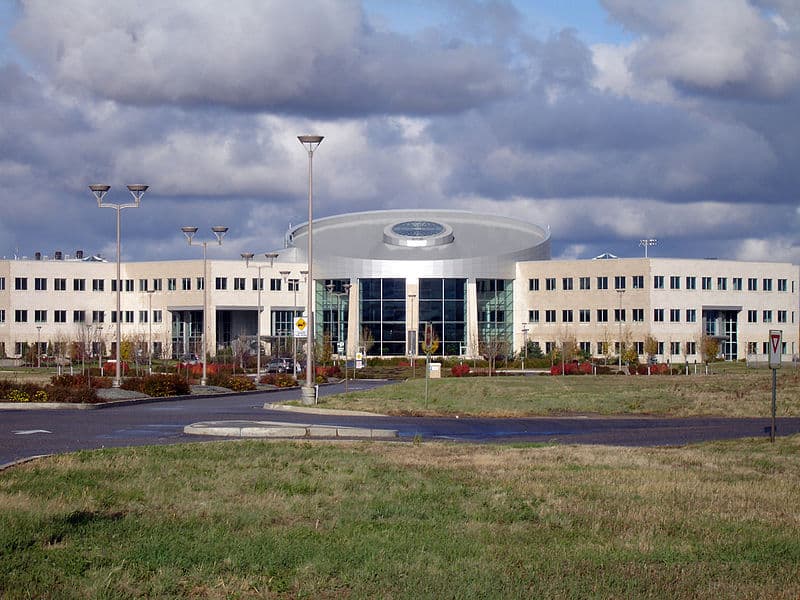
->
34;251;42;260
55;250;63;260
76;249;84;259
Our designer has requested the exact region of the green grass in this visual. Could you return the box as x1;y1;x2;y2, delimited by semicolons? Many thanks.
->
2;438;800;598
321;369;800;417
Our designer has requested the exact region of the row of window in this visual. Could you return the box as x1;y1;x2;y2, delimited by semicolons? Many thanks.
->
3;276;301;292
528;308;795;325
4;309;163;324
529;276;792;293
540;340;790;357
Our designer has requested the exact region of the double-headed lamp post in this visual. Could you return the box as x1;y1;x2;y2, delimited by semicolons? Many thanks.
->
521;324;529;371
181;226;228;386
616;288;626;371
89;184;148;387
298;134;324;405
241;252;279;379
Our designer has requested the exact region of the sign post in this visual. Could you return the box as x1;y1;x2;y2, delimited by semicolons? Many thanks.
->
768;329;782;442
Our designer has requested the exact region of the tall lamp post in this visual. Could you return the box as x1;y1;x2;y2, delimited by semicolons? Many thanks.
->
36;325;42;368
242;252;279;379
521;324;529;371
147;290;155;374
407;293;417;378
616;288;626;371
89;184;148;387
181;226;228;386
298;134;324;405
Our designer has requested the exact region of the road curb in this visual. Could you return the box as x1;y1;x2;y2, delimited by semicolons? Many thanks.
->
184;420;398;439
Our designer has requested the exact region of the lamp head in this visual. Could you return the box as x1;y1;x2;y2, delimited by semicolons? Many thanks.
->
211;226;228;244
181;226;198;244
264;252;279;267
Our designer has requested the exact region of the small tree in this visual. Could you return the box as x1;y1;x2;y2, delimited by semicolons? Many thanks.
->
479;334;505;376
360;326;376;356
700;335;720;364
526;340;543;359
315;332;333;367
644;335;659;364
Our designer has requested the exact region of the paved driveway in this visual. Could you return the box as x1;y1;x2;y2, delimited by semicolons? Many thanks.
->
2;380;799;467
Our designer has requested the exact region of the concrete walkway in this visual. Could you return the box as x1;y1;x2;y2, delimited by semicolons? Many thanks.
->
184;419;398;439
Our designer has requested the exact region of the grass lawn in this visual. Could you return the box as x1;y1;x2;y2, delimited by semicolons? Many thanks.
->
2;438;800;598
322;368;800;418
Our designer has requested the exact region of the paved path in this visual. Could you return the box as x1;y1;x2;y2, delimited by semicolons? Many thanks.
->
2;380;799;467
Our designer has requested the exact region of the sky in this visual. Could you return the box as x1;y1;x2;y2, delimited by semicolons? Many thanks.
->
0;0;798;264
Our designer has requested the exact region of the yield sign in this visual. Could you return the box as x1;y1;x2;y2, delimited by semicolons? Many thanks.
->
769;329;782;369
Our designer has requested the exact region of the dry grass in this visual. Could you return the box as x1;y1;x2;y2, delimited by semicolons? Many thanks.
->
323;368;800;417
2;438;800;597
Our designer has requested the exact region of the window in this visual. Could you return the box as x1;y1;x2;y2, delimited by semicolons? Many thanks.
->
580;276;591;290
670;341;681;355
579;309;590;323
0;310;4;323
717;277;727;290
92;310;104;323
632;275;644;289
288;279;299;292
778;310;787;323
733;277;742;291
562;277;573;291
216;277;227;290
748;278;757;291
669;276;680;290
562;309;573;323
234;277;246;290
701;277;712;290
653;276;664;289
632;308;644;322
579;341;591;355
34;309;47;323
686;341;696;355
614;308;626;322
762;310;772;323
635;341;644;355
762;278;772;291
614;276;626;290
762;341;769;354
685;276;696;290
0;277;4;290
54;278;66;291
270;278;282;291
748;342;758;354
545;310;556;323
92;279;104;292
54;310;66;323
111;311;117;323
747;310;757;323
139;310;148;323
528;278;539;291
252;278;264;291
15;310;27;322
152;278;163;291
153;311;162;323
596;341;607;356
168;278;177;291
670;309;680;322
596;309;608;322
125;311;134;323
686;309;696;323
657;342;664;355
597;276;608;290
73;310;85;323
545;278;556;291
125;279;134;292
196;277;204;291
528;310;539;323
654;308;665;322
15;277;27;290
139;279;148;291
182;277;191;291
74;278;85;291
778;278;787;292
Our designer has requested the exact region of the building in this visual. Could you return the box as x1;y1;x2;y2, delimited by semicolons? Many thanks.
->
0;209;797;364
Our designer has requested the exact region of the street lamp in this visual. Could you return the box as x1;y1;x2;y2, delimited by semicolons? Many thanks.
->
89;184;148;387
639;238;657;258
521;323;529;371
407;293;416;378
36;325;42;368
616;288;626;371
242;252;279;379
181;225;228;386
298;134;323;405
147;290;155;374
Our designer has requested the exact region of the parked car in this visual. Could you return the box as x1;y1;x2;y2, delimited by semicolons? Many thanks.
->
179;353;200;366
266;358;294;373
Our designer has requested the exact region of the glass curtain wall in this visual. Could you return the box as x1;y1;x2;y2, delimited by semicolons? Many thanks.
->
477;279;514;354
360;278;406;356
171;310;202;358
316;279;351;352
418;278;467;356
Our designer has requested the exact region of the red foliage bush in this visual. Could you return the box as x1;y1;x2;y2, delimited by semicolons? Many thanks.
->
550;362;593;376
260;373;298;388
451;364;471;377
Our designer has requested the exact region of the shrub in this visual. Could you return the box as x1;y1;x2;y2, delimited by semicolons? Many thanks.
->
316;365;341;378
121;374;191;397
550;362;594;376
44;385;99;403
260;374;298;388
205;373;256;391
451;364;471;377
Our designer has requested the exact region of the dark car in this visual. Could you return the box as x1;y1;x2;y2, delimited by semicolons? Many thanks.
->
266;358;293;373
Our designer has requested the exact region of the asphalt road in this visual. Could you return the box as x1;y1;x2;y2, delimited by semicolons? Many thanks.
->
2;380;799;467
